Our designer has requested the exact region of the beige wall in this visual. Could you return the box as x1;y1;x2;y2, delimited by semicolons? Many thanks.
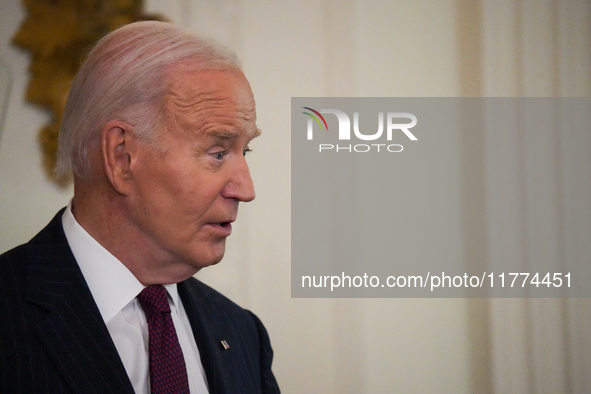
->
0;1;74;251
1;0;589;393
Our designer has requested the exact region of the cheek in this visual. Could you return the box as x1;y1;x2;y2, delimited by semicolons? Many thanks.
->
142;156;192;200
132;165;182;221
162;177;216;220
133;150;227;222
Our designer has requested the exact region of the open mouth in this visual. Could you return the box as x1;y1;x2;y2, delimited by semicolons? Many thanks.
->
209;221;233;236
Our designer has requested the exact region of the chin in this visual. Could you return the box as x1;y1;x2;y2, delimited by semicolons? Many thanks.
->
193;251;226;269
183;240;227;270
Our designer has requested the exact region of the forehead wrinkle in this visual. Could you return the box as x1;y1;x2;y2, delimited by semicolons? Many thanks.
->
166;74;253;114
165;91;255;136
167;89;236;117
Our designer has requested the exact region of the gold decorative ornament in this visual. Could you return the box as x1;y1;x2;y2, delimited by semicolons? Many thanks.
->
12;0;164;185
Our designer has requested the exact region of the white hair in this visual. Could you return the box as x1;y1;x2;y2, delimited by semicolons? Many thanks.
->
56;21;241;180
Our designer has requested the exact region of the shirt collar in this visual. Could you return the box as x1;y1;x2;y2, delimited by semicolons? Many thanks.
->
61;201;179;322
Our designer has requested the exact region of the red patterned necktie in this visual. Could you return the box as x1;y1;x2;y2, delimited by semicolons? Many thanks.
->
137;285;190;394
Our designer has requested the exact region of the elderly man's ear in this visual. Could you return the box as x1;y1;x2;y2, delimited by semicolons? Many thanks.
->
101;120;137;194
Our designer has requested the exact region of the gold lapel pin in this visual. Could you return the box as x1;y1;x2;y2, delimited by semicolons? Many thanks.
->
221;340;230;350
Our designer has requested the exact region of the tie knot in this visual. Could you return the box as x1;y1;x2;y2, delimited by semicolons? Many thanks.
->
137;285;171;321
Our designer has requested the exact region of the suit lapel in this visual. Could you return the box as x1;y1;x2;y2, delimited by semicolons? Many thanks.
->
24;210;135;394
179;280;228;394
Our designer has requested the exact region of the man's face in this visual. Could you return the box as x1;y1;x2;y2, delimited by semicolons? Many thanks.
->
128;68;257;276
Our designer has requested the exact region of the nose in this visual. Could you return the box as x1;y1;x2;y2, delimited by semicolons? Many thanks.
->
222;155;255;202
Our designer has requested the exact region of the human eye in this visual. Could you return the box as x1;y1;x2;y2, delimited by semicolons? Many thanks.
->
243;147;252;157
208;147;225;161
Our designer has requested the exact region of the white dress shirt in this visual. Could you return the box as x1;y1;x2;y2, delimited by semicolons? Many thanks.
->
62;202;209;393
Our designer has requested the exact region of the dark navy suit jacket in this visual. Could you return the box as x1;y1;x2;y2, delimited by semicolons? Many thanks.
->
0;210;280;393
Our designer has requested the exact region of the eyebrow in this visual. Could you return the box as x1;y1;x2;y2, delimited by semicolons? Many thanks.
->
206;130;234;140
205;128;262;140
